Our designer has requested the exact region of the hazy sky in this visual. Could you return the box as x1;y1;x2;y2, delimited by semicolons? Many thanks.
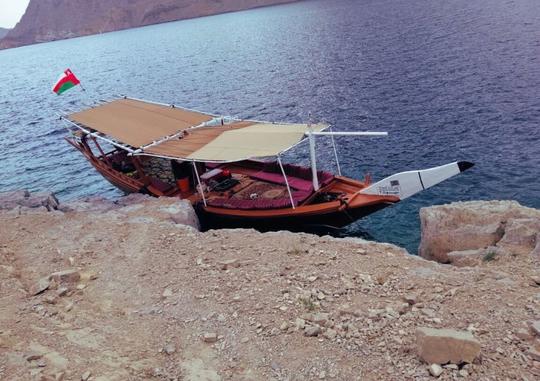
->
0;0;30;28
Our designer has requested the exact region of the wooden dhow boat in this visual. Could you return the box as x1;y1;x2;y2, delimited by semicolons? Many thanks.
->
61;97;473;230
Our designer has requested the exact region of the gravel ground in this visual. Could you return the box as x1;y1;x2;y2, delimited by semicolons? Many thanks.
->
0;206;539;381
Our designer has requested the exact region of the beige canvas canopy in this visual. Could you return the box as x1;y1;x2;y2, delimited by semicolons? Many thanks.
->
68;98;214;147
66;98;328;162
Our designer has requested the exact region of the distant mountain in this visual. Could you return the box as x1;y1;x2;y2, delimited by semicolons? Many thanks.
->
0;28;10;39
0;0;298;50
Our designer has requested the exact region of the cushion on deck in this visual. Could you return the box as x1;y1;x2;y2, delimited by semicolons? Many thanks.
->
260;162;334;188
250;171;314;192
207;190;310;210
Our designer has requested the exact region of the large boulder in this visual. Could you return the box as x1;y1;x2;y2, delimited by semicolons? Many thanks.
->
0;190;59;211
416;327;481;365
2;189;200;230
419;201;540;263
102;196;200;230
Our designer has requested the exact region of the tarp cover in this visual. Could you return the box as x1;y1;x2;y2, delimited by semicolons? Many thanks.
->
68;98;328;161
68;98;214;147
183;123;327;161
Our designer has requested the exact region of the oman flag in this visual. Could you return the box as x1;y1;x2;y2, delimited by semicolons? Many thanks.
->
52;69;81;95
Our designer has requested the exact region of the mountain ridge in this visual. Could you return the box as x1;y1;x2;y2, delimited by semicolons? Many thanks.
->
0;0;299;50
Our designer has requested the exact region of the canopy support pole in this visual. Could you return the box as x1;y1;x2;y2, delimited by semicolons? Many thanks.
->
307;132;320;191
329;126;342;176
277;156;296;210
192;161;207;207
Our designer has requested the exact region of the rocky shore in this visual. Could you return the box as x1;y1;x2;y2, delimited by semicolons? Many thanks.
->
0;191;538;380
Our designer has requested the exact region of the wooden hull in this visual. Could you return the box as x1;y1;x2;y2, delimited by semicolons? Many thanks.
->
66;138;144;194
197;201;393;230
67;136;399;230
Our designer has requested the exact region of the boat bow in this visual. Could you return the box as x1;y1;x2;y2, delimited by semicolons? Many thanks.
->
359;161;474;200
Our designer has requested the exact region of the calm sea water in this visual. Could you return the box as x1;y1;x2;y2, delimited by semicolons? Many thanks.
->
1;0;539;252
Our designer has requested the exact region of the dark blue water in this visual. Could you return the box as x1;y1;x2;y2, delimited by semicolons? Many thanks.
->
1;0;539;252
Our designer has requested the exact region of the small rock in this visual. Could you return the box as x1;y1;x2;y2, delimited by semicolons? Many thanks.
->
429;364;443;377
81;371;91;381
50;269;80;284
421;308;436;318
375;274;388;285
56;287;69;297
404;294;418;305
26;353;43;362
416;327;481;364
458;369;469;377
312;313;330;326
44;295;58;305
218;259;240;270
203;332;218;343
304;325;322;337
527;344;540;362
163;343;176;355
397;303;410;315
83;271;98;281
65;302;74;312
515;328;533;341
530;276;540;286
162;288;174;298
280;322;289;331
29;277;51;296
530;320;540;336
323;329;337;340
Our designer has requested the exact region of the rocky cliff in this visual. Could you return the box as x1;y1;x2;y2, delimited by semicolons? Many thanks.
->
0;0;297;49
1;191;539;379
0;28;9;39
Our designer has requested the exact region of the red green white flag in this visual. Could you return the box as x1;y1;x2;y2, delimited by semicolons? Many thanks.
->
52;69;81;95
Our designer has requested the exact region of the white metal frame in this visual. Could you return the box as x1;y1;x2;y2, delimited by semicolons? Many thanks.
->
191;160;207;207
305;131;388;191
329;126;342;176
277;156;296;210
